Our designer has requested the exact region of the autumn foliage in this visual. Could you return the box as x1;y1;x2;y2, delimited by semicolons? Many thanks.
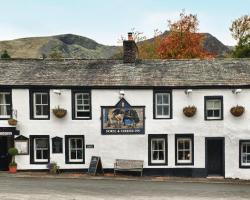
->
158;12;214;59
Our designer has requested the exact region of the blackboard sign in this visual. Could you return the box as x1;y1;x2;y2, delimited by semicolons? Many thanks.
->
88;156;103;175
52;137;63;153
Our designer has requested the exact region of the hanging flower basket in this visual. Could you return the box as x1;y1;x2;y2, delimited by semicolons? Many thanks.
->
53;107;67;118
230;105;245;117
183;106;197;117
8;119;17;126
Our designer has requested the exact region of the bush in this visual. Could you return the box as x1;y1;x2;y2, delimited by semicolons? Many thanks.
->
8;147;18;156
47;162;60;174
1;50;11;59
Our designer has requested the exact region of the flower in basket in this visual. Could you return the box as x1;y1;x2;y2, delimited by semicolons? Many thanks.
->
183;106;197;117
8;118;17;126
230;105;245;117
52;106;67;118
47;162;60;174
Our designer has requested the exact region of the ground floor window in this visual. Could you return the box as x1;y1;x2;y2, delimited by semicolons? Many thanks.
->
65;135;85;164
148;134;168;165
175;134;194;165
240;140;250;168
30;135;50;164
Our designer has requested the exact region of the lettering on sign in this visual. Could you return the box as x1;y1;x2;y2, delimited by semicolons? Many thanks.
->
0;132;12;136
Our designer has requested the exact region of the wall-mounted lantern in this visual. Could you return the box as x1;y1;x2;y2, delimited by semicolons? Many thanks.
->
185;89;193;95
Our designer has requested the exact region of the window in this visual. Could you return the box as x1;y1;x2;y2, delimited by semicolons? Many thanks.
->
0;91;11;119
72;90;91;119
153;90;172;119
205;96;223;120
148;134;168;165
65;135;85;164
30;90;50;120
240;140;250;168
30;135;50;164
175;134;194;165
52;137;63;154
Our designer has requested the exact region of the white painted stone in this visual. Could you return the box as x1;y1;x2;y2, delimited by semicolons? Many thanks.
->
0;88;249;179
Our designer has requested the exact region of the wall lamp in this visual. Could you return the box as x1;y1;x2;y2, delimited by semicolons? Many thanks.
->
119;90;125;99
232;89;242;94
185;89;193;95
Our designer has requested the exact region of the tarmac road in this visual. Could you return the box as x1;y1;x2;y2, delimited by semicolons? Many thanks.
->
0;177;250;200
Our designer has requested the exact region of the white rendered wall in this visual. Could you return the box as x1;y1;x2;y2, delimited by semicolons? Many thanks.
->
1;88;249;179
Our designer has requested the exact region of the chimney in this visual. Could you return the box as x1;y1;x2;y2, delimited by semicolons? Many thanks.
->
123;32;138;63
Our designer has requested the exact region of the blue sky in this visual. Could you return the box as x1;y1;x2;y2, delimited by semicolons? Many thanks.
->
0;0;249;46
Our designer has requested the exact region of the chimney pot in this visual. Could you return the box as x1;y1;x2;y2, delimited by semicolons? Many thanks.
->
128;32;133;41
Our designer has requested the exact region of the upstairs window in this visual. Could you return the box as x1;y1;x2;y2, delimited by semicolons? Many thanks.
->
154;90;172;119
0;92;11;119
30;90;50;120
72;90;91;119
205;96;223;120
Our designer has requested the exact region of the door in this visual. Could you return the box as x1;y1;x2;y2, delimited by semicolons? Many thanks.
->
206;138;224;176
0;136;12;171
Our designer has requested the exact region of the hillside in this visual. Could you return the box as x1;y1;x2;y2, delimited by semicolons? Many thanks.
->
0;33;230;59
0;34;118;59
144;31;230;56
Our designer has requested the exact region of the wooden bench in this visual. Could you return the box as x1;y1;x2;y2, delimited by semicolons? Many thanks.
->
114;159;144;176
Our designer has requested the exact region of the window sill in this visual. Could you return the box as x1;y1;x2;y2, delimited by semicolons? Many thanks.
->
149;162;168;166
239;165;250;168
30;118;50;120
176;162;193;166
205;118;223;121
72;117;92;120
31;161;49;164
153;117;172;120
66;161;85;164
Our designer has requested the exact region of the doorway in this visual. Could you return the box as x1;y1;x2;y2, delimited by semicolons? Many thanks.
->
0;136;13;171
205;137;224;176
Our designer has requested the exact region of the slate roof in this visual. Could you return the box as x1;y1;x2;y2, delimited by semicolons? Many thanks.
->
0;59;250;88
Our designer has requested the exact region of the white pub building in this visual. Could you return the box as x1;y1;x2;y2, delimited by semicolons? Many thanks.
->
1;37;250;179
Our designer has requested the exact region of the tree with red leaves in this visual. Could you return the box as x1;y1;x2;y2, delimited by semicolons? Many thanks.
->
158;11;214;59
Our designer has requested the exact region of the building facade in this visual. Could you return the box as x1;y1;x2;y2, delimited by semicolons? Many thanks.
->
1;41;250;179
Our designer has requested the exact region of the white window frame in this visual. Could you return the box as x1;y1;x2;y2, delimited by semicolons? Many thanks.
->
69;138;84;162
155;92;170;118
151;138;166;164
33;92;49;118
75;93;90;119
0;92;11;118
177;138;192;164
34;138;49;162
206;99;222;120
241;142;250;166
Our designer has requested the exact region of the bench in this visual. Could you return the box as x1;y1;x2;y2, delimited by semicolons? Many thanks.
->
114;159;144;176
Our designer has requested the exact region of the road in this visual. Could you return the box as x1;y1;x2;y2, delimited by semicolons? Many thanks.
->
0;177;250;200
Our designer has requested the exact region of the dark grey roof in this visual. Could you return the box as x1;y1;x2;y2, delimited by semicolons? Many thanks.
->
1;59;250;87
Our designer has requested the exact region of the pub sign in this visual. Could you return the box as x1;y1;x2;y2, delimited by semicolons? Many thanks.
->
101;98;145;135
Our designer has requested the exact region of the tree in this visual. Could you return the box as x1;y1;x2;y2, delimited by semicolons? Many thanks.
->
158;11;214;59
1;50;11;59
137;29;162;59
230;15;250;58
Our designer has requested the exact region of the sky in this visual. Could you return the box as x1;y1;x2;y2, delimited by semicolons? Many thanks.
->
0;0;249;46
